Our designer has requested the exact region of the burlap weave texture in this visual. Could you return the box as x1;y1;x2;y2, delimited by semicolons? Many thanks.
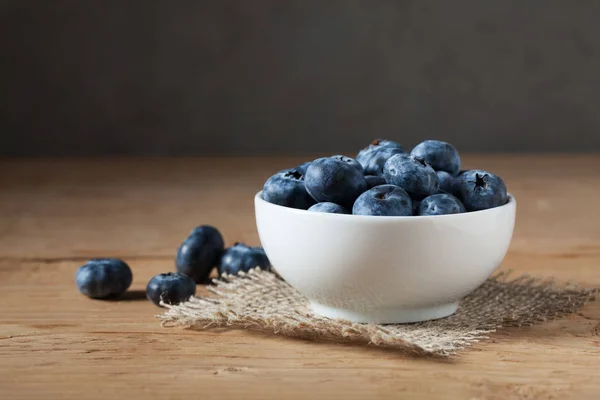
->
160;269;596;356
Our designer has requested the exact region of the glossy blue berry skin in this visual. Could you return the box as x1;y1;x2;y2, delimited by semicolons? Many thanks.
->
371;139;404;149
364;175;386;189
411;140;461;176
332;155;364;174
262;169;315;210
308;202;349;214
146;272;196;307
218;243;271;276
363;146;405;176
356;139;406;176
277;161;312;176
295;161;312;175
436;171;457;194
383;154;439;199
417;193;466;216
352;184;412;216
455;170;508;211
76;258;132;299
304;157;367;207
357;139;405;161
176;225;224;283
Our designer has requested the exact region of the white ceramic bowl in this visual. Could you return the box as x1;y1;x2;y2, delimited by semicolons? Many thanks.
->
255;192;516;324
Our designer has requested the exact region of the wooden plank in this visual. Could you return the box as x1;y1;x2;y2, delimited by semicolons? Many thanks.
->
0;156;599;399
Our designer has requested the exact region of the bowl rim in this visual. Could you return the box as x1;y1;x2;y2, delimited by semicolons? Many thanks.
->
255;191;516;221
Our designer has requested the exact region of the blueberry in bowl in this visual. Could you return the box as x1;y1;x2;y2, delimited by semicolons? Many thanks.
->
455;170;508;212
332;155;364;174
308;202;349;214
262;168;315;210
436;171;457;195
411;140;461;176
383;153;439;199
417;193;466;216
356;139;406;176
364;175;386;189
304;156;367;208
255;138;516;324
294;161;312;175
352;185;413;216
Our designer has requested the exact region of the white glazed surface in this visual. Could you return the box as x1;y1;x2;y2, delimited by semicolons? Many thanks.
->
255;192;516;324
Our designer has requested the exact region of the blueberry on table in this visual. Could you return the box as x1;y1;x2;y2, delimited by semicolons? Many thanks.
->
417;193;466;216
436;171;457;194
455;170;508;211
308;202;349;214
356;139;406;176
352;184;413;216
262;169;315;209
218;243;271;276
411;140;461;176
332;155;364;174
146;272;196;307
364;175;386;189
76;258;132;299
383;154;439;199
304;157;367;207
176;225;224;283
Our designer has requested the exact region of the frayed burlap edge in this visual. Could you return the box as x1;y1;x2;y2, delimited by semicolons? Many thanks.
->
158;269;597;357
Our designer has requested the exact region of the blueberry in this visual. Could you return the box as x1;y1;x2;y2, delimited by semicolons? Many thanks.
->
411;140;461;176
262;169;315;209
364;175;386;189
332;155;364;174
417;193;466;216
76;258;133;299
176;225;224;283
352;184;412;216
308;202;349;214
218;243;271;276
277;161;311;176
364;146;406;176
146;272;196;307
357;139;405;159
455;170;508;211
295;161;312;175
412;199;421;215
383;154;439;198
436;171;457;194
304;157;367;207
356;139;406;176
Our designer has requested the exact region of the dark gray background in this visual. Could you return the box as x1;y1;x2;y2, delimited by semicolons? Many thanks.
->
1;0;600;156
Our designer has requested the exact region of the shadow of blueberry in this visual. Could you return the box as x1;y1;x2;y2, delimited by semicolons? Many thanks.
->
101;289;148;302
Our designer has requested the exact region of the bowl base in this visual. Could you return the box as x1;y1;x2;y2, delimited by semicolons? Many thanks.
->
309;301;459;324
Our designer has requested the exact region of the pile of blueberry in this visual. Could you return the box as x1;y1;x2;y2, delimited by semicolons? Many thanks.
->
75;225;270;307
263;139;508;216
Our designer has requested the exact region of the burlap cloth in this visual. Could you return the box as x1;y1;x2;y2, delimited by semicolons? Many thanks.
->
159;268;597;357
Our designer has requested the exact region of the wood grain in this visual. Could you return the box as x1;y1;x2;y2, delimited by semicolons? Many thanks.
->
1;155;599;400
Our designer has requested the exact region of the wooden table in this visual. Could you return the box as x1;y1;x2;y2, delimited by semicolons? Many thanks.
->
1;156;599;400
